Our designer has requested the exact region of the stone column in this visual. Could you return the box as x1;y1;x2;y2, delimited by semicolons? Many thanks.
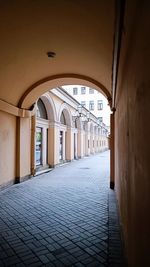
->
74;132;78;159
85;133;90;156
66;127;73;161
77;129;83;158
94;128;98;153
90;132;94;154
48;123;59;167
16;116;31;182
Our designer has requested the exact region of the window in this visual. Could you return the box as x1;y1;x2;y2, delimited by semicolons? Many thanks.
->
89;101;94;110
81;86;86;94
97;100;103;110
89;88;94;94
59;131;63;161
98;117;103;123
60;112;66;125
36;127;42;166
37;99;48;119
73;87;78;95
81;101;86;108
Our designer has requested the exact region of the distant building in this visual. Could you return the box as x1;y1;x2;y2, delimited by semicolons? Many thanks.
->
35;87;109;172
62;85;111;127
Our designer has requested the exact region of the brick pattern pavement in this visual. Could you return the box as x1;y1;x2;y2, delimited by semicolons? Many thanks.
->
0;151;126;266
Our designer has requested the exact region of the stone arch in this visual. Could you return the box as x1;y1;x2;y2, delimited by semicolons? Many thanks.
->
39;93;57;122
35;93;57;171
18;74;112;109
58;103;72;127
58;103;73;162
37;99;48;119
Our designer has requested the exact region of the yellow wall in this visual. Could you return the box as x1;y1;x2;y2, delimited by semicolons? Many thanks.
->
0;111;16;186
115;1;150;266
19;118;31;179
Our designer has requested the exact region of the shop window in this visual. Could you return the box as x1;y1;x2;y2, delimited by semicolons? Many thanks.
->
59;131;63;161
36;127;42;166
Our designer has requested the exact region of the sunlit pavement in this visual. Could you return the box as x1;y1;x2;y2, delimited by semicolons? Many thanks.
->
0;151;126;266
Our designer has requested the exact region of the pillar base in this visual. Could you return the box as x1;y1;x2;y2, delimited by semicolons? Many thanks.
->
110;181;115;189
15;175;32;184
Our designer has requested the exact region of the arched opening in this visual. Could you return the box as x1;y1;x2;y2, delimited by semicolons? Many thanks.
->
35;94;56;172
36;99;48;119
17;77;113;186
59;105;72;163
32;83;111;173
18;74;111;110
59;111;66;162
36;99;48;168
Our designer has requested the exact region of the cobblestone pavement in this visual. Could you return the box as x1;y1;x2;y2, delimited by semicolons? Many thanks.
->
0;151;126;267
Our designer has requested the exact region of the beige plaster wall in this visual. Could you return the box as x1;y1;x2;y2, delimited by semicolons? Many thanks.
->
0;1;114;107
19;118;31;179
48;126;60;166
0;111;16;186
115;1;150;266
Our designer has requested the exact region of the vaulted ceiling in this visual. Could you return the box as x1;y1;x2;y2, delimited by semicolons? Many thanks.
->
0;0;114;108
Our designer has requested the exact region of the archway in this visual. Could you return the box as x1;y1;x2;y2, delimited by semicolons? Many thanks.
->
18;74;111;109
33;93;57;173
58;103;72;163
17;75;114;188
35;99;48;169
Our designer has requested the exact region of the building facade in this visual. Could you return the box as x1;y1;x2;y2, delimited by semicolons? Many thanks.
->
35;87;109;172
62;85;111;127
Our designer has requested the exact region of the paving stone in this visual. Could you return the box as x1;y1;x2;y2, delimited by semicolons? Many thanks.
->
0;151;126;266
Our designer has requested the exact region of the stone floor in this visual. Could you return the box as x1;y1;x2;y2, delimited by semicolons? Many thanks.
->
0;151;126;267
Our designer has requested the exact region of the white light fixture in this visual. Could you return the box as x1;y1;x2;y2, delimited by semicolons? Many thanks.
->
77;104;83;116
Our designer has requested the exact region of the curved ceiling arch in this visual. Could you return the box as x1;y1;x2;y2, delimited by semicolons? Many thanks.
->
0;1;114;108
18;74;112;109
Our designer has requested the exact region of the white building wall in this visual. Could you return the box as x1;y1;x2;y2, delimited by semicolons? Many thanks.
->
62;85;111;126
